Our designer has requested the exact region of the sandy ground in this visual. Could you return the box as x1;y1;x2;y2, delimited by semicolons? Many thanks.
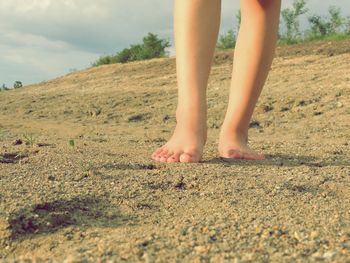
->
0;39;349;262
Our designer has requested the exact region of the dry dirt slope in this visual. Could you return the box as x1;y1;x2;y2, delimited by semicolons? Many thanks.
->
0;40;349;262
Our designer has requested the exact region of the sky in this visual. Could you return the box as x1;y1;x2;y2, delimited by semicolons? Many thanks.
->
0;0;349;87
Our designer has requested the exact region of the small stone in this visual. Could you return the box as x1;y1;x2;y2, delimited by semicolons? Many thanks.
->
209;235;217;242
242;253;254;261
202;226;209;234
294;231;302;241
340;234;348;243
323;251;336;259
336;102;343;108
63;255;78;263
48;175;56;181
311;252;323;259
297;100;306;106
195;245;209;254
142;253;152;263
210;255;225;262
13;139;23;145
249;120;261;128
128;114;144;122
141;240;150;247
310;231;319;239
163;115;170;122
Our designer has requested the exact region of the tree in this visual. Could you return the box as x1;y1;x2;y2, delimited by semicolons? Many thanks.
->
328;6;344;34
281;0;309;43
346;16;350;35
137;33;170;60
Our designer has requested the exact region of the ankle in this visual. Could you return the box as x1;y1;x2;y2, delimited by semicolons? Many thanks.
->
176;104;207;122
174;107;208;140
219;126;248;143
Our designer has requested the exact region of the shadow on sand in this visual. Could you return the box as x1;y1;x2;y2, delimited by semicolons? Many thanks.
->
7;196;134;240
206;153;350;167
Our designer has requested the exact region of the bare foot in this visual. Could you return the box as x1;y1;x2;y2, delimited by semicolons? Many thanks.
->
151;108;207;163
218;129;265;160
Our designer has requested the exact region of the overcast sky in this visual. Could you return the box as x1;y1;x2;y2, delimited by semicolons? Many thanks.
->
1;0;349;87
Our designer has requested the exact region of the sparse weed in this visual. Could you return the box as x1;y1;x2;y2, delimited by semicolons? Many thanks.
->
68;139;75;148
23;133;36;147
15;152;26;165
80;161;95;176
0;129;6;141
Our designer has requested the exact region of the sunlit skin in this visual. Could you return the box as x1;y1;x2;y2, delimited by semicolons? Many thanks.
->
151;0;282;163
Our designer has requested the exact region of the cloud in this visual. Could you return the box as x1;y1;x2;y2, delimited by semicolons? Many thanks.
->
0;0;349;87
0;0;174;86
0;0;173;53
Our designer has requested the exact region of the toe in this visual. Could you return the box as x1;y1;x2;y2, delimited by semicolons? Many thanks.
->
167;152;181;163
227;149;244;159
180;153;192;163
255;153;266;160
179;151;201;163
243;151;265;160
160;151;173;162
152;147;164;159
155;148;168;160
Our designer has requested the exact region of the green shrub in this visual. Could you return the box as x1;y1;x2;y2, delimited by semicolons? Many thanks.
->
306;6;344;40
13;81;23;89
91;54;119;67
217;29;236;50
92;32;170;66
216;10;241;50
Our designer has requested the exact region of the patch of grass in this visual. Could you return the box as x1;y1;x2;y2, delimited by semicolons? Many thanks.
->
304;33;350;43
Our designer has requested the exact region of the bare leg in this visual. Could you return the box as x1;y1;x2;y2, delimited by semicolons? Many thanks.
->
151;0;221;163
219;0;281;160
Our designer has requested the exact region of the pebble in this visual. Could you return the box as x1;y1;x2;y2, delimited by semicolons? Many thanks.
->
323;251;336;259
336;102;343;108
310;231;319;239
13;139;23;145
142;252;153;263
195;245;210;254
311;252;323;259
209;254;225;262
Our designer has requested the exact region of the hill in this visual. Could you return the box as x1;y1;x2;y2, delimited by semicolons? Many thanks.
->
0;39;349;262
